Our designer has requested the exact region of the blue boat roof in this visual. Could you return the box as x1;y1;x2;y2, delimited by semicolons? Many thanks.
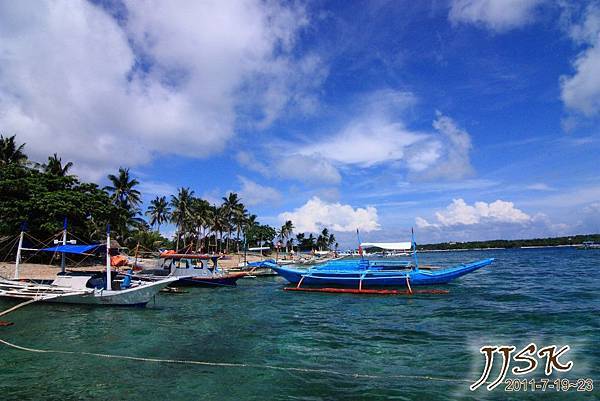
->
40;244;101;254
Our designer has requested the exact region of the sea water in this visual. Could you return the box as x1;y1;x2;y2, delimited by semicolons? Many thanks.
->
0;248;598;400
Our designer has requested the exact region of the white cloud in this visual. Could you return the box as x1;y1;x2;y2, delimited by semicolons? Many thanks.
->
526;183;554;191
298;116;427;167
566;3;600;44
237;176;281;206
561;4;600;116
277;154;342;184
417;198;532;227
235;150;341;185
236;151;271;176
449;0;544;32
138;181;177;198
561;45;600;116
279;197;380;233
236;91;473;184
296;106;473;180
414;111;473;179
0;0;320;180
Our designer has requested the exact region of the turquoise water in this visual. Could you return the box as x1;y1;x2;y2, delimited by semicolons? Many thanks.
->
0;249;598;400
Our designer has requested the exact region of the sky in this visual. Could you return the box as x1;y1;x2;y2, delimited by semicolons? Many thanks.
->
1;0;599;246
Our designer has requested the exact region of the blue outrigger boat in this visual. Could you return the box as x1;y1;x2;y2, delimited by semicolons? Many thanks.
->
261;232;494;293
264;258;493;288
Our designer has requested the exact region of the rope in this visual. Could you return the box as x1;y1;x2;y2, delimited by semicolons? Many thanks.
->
0;282;476;387
0;337;474;384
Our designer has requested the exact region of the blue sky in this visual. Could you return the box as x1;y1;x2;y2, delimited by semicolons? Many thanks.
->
1;0;599;246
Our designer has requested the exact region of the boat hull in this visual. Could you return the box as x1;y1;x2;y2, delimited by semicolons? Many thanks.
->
269;258;494;288
45;279;175;306
173;272;247;288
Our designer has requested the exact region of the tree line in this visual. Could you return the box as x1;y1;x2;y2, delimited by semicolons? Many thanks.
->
0;135;339;254
417;234;600;251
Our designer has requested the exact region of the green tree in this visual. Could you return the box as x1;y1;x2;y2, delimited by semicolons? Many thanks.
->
233;203;248;252
0;135;27;166
104;167;141;211
146;196;171;232
39;153;74;177
170;187;195;251
221;192;241;252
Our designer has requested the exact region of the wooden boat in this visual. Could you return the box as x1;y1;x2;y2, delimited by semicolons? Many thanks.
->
0;228;176;306
263;258;493;288
134;253;246;287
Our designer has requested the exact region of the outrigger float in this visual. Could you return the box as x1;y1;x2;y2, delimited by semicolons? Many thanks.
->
261;231;494;295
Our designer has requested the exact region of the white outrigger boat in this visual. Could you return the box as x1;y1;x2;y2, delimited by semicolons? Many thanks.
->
0;227;176;306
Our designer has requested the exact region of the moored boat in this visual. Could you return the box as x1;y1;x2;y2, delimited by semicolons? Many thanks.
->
262;231;494;291
263;258;493;288
0;227;176;306
135;253;246;287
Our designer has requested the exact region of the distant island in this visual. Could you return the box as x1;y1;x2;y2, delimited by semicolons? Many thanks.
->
418;234;600;251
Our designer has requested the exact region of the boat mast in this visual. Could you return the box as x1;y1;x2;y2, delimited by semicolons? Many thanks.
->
106;225;112;291
60;217;67;274
14;229;24;280
411;227;419;271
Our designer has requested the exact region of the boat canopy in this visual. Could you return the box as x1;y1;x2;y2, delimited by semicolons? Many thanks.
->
40;244;102;254
360;242;412;251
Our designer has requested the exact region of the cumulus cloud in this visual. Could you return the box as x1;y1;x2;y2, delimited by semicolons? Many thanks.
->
236;176;281;206
298;116;427;167
297;106;473;180
235;150;341;185
449;0;544;32
412;111;473;179
235;90;473;184
0;0;321;180
560;4;600;116
277;154;341;185
279;197;380;233
417;198;531;228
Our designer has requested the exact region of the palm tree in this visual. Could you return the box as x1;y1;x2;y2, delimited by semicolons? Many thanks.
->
286;238;295;253
0;135;27;166
210;205;228;253
317;228;330;251
328;233;336;251
295;233;305;251
221;192;241;252
146;196;171;232
40;153;74;176
307;233;316;251
244;214;259;247
104;168;142;210
233;204;248;252
170;187;195;251
279;220;294;252
190;197;211;252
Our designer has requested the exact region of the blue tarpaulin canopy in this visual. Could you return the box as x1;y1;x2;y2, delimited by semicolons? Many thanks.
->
39;244;102;254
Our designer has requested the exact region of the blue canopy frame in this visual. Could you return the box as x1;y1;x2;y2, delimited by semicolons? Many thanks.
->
39;244;102;254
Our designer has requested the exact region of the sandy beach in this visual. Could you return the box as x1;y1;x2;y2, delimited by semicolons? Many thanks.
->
0;253;270;281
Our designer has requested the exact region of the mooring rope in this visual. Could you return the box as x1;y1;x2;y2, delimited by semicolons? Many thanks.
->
0;293;474;385
0;337;473;384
